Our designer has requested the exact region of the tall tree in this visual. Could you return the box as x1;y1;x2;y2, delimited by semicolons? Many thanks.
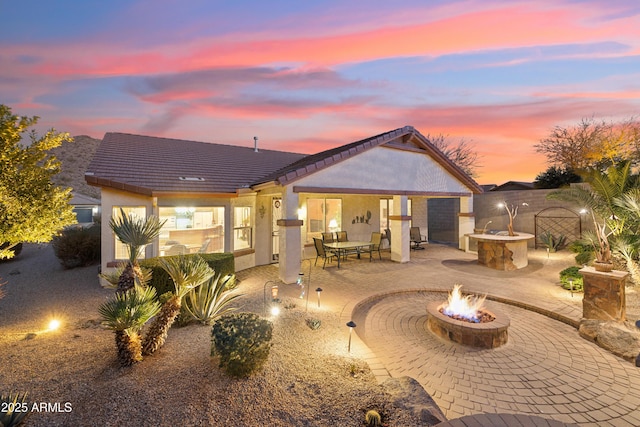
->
533;166;582;189
0;105;76;258
535;117;640;171
427;133;481;177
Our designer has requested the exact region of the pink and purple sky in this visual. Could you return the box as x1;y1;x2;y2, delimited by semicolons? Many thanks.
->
1;0;639;185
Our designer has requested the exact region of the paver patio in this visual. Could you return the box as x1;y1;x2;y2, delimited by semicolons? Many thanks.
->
237;244;640;427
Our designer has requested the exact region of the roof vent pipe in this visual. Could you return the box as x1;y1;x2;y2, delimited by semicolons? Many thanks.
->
254;136;258;152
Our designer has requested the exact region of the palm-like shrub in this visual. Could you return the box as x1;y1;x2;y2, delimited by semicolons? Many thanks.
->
99;262;153;290
184;273;242;325
99;285;161;367
109;208;164;294
142;255;214;356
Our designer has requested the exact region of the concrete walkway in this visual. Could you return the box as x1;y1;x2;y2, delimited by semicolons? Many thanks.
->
237;244;640;427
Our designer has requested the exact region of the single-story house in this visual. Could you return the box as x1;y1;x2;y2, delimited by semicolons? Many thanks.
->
85;126;482;283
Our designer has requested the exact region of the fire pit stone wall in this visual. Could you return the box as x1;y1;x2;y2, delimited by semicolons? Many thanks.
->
426;301;510;349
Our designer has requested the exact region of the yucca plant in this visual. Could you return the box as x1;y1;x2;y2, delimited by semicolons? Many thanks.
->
109;208;165;294
99;285;161;367
184;273;242;325
99;262;153;289
142;255;214;356
0;392;30;427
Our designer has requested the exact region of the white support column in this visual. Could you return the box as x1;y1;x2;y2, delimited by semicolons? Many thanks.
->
390;195;410;263
278;186;302;283
458;196;475;250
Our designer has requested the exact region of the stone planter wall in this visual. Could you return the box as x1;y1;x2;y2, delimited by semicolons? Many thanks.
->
579;266;627;322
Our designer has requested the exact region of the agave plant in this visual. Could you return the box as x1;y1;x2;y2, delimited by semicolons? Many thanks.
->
109;208;165;294
142;255;214;356
184;273;242;325
99;285;161;367
0;392;30;427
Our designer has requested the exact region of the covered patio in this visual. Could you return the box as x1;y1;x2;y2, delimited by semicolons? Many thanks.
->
251;126;483;283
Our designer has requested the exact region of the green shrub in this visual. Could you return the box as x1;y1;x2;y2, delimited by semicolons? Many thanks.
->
305;318;321;330
51;225;101;269
569;240;595;266
140;252;235;297
540;231;566;252
560;266;584;291
211;313;273;378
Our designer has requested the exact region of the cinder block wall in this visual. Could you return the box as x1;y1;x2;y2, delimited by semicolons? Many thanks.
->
473;188;593;247
428;188;594;247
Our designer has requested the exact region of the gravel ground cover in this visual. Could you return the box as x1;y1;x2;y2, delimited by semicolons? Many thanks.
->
0;244;424;426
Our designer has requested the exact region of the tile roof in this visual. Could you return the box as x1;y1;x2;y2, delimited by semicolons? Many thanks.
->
85;127;483;196
85;133;307;195
255;126;483;193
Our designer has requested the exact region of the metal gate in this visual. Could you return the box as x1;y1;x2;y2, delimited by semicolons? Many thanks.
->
534;207;581;249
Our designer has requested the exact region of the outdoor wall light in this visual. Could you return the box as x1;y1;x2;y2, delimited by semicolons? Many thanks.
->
346;320;357;352
316;287;323;308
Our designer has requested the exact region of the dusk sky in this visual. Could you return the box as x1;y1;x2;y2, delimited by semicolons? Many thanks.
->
2;0;639;185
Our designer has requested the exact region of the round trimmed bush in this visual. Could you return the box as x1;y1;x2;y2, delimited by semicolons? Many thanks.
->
211;312;273;378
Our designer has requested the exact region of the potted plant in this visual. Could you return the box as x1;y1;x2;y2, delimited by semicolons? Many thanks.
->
586;213;614;272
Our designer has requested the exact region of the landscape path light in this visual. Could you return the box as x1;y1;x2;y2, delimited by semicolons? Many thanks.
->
299;258;312;312
316;287;323;308
346;320;356;352
263;280;280;317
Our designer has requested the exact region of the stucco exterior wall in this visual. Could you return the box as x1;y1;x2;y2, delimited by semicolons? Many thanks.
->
292;146;472;194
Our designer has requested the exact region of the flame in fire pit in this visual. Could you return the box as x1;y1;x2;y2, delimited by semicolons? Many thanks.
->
439;284;487;323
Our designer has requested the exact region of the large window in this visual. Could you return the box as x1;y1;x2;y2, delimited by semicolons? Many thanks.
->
113;206;146;260
379;199;412;233
233;207;252;250
307;198;342;242
159;207;225;255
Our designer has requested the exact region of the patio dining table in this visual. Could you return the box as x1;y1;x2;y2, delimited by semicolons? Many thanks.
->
322;240;373;268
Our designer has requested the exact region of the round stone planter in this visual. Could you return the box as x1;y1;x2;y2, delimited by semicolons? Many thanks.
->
594;261;614;272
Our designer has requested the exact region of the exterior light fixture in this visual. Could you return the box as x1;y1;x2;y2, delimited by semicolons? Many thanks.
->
48;319;61;331
569;279;574;297
297;273;305;299
263;280;281;317
346;320;357;352
316;287;323;308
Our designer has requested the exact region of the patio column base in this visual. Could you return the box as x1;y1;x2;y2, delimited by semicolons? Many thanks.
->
277;219;303;284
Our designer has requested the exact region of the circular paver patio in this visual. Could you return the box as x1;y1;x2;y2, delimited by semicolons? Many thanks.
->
354;290;640;427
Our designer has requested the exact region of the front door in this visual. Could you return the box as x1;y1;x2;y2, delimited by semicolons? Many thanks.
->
271;197;282;262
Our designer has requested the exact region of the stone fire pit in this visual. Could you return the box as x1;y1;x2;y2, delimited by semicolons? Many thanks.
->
426;301;510;349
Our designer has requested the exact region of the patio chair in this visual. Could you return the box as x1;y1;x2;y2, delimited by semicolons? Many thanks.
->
167;244;188;255
336;231;348;242
410;227;428;250
313;238;336;269
367;232;383;261
322;232;335;243
198;238;211;253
